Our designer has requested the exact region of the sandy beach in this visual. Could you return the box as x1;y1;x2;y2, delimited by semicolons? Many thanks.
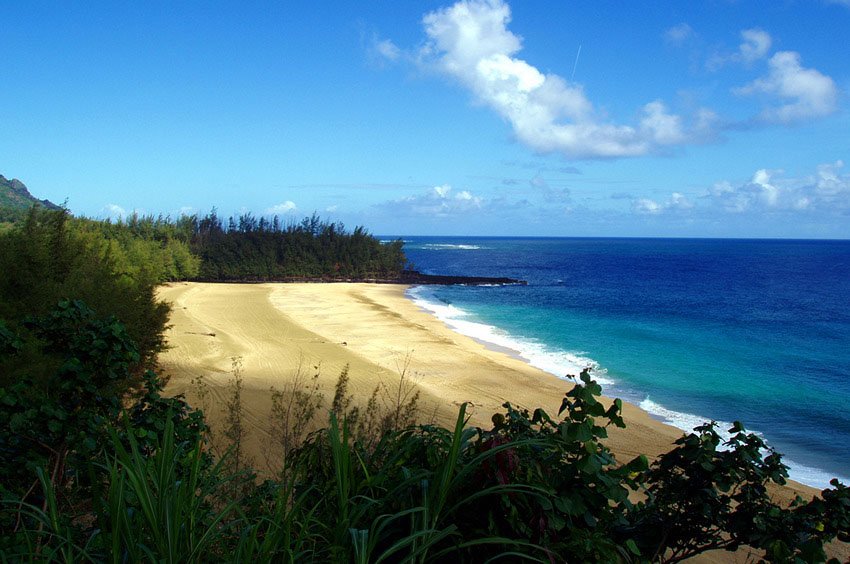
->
158;282;686;461
157;281;843;561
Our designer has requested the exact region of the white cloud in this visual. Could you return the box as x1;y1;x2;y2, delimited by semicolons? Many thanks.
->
633;198;662;215
669;192;694;210
374;38;401;62
734;51;838;123
708;28;772;70
325;204;339;213
705;161;850;213
738;29;772;64
379;184;488;217
814;160;845;195
433;184;452;198
665;23;694;45
640;100;686;145
751;169;780;207
266;201;297;215
102;204;126;220
632;192;693;215
417;0;700;159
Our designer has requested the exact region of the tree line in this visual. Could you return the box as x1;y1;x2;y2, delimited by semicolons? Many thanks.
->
182;210;406;281
5;205;407;284
95;209;406;281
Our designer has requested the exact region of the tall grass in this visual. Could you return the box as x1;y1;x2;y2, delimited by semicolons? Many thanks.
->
6;370;846;562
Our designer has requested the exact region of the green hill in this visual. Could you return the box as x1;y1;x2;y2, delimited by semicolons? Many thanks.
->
0;174;61;224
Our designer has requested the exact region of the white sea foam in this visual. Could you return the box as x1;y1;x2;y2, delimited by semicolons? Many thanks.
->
406;286;611;386
421;243;484;250
639;398;849;490
406;285;846;490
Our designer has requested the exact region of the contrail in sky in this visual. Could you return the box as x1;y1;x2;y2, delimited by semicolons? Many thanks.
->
571;44;582;81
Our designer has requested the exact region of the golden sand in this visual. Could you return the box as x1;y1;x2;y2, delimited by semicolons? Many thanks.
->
158;282;684;460
157;282;843;562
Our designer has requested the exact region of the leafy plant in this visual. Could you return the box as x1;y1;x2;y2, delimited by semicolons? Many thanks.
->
626;420;850;563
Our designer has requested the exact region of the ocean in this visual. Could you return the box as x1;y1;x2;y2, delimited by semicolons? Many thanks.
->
395;237;850;489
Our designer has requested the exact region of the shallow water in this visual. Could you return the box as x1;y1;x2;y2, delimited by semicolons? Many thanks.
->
398;237;850;489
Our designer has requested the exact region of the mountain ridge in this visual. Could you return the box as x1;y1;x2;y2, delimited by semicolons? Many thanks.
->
0;174;61;223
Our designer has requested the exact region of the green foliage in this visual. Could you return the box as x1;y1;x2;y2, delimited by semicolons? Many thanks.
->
94;417;233;563
83;209;406;282
0;207;170;368
0;300;140;500
188;211;406;281
626;420;850;563
0;302;206;561
3;187;405;285
3;418;227;563
73;212;201;283
124;370;208;459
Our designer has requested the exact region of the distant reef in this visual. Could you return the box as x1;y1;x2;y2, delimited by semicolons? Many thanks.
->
398;270;526;286
0;175;61;223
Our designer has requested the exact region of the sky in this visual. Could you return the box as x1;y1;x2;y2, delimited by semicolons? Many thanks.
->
1;0;849;238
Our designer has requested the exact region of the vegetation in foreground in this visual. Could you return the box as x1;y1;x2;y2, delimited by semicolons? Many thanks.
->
1;300;849;563
1;206;848;562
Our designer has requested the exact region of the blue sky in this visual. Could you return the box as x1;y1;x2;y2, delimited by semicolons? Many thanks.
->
2;1;848;237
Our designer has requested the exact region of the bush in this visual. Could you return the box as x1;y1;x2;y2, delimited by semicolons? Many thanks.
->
0;208;170;371
0;301;205;557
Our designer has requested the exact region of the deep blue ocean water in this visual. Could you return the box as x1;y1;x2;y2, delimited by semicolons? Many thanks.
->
395;237;850;488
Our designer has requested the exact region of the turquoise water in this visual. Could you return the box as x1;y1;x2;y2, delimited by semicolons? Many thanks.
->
398;237;850;488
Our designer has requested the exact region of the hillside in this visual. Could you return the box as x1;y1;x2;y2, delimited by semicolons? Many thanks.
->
0;174;61;224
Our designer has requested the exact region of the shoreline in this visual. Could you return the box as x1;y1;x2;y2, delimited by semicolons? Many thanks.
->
405;285;847;490
157;281;826;502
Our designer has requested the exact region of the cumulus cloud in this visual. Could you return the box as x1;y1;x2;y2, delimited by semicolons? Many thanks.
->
734;51;838;123
631;192;693;215
708;28;772;70
102;204;127;220
379;184;486;217
705;161;850;213
632;198;662;215
416;0;703;159
266;201;297;215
